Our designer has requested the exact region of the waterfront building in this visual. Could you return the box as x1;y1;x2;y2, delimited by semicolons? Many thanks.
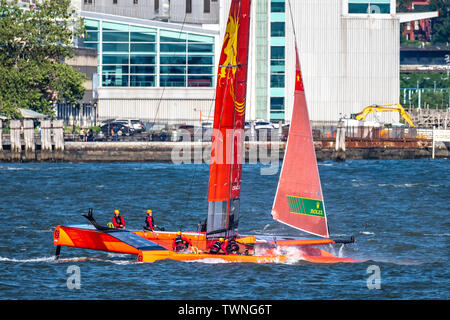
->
67;0;438;125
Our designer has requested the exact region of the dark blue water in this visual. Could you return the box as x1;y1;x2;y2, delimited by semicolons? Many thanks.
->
0;159;448;300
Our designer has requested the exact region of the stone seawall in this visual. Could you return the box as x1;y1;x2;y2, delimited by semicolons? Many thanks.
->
0;141;448;162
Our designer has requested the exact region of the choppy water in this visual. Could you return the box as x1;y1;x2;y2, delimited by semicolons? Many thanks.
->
0;159;448;300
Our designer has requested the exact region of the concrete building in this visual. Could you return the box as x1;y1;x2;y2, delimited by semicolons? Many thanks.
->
70;0;438;125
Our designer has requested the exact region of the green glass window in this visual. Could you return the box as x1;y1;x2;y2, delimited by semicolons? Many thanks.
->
188;34;214;43
102;74;129;86
188;55;214;65
160;66;186;74
271;46;285;59
85;31;98;42
270;97;284;111
188;43;214;53
85;19;100;31
130;65;155;74
130;55;156;64
131;43;156;52
103;54;129;64
160;30;187;42
160;55;186;65
348;1;390;14
160;75;186;87
103;42;129;52
130;32;156;42
270;74;284;88
160;43;186;53
103;32;129;42
188;66;213;75
271;22;285;37
102;65;129;73
102;21;129;31
271;0;285;13
130;75;155;87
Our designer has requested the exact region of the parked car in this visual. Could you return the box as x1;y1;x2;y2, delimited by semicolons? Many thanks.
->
100;122;135;137
254;120;274;130
116;119;146;133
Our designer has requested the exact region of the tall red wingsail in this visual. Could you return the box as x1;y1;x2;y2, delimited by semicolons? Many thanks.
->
206;0;251;238
271;44;330;238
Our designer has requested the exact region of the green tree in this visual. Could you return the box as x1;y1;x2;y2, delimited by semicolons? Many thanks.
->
429;0;450;44
0;0;86;118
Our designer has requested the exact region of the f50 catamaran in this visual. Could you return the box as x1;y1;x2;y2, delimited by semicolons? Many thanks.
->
53;0;359;264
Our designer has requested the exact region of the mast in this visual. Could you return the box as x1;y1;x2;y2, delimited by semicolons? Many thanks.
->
271;40;330;238
206;0;251;239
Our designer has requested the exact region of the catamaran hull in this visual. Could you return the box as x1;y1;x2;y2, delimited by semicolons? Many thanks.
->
53;225;360;264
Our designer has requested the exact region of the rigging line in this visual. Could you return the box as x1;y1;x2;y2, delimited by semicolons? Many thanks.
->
151;11;189;126
286;0;297;40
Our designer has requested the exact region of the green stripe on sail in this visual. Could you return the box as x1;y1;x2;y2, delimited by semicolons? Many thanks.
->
287;195;325;217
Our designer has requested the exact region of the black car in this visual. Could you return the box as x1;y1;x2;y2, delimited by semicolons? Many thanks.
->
100;122;135;137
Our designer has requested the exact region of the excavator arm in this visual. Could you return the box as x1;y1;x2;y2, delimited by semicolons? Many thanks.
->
354;103;416;127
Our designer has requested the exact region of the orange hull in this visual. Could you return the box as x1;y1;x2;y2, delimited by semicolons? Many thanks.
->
53;225;361;264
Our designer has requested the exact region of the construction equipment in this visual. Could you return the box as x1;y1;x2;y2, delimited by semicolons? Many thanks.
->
351;103;417;128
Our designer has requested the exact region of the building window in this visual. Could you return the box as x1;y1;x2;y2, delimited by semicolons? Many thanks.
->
84;0;93;4
204;0;210;13
133;0;138;4
271;22;285;37
113;0;117;4
186;0;192;14
348;1;390;14
84;19;214;88
154;0;159;12
271;0;285;13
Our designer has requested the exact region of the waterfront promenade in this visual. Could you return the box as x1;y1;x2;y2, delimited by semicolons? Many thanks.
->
0;119;449;162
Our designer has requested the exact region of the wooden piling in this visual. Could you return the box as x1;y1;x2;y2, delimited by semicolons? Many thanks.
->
10;120;22;160
333;121;346;161
53;120;64;160
23;120;35;161
40;119;52;160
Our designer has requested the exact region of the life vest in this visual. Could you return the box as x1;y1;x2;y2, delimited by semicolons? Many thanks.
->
209;241;223;254
113;215;125;228
226;240;240;254
173;235;189;251
145;216;154;231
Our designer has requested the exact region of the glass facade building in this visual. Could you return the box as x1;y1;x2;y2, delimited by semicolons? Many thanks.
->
81;18;216;88
269;0;285;120
348;0;391;14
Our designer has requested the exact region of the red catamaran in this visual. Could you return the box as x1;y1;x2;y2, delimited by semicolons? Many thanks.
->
53;0;359;264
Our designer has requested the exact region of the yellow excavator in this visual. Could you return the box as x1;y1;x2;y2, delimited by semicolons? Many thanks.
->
351;103;417;128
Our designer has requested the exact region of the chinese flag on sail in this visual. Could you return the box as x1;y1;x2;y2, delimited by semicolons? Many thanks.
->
271;43;329;238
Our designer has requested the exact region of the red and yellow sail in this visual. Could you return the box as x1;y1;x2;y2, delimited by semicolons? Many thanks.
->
271;44;330;238
206;0;251;238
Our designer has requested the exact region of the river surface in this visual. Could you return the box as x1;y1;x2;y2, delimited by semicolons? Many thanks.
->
0;159;448;300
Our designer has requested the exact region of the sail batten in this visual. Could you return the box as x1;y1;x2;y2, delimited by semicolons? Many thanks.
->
206;0;251;238
271;43;330;239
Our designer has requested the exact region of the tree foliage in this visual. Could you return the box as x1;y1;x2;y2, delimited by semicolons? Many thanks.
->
0;0;87;118
429;0;450;44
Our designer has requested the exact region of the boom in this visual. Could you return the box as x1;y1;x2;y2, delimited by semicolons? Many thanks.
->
353;103;417;127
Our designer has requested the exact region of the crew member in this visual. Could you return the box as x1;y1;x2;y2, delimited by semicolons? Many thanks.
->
208;238;228;255
226;236;240;255
143;209;155;231
172;231;192;252
112;210;125;229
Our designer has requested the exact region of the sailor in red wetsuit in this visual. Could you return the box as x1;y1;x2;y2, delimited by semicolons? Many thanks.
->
208;238;228;255
143;209;155;231
172;231;192;252
112;209;125;229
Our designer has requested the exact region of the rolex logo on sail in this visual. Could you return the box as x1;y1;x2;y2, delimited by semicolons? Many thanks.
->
286;195;325;218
